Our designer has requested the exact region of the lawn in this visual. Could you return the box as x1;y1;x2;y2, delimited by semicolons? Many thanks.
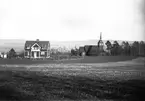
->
0;56;138;64
0;57;145;101
61;56;138;63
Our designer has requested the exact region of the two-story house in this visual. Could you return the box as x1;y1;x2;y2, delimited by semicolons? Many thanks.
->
24;39;50;59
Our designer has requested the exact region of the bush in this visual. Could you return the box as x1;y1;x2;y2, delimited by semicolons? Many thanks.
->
8;48;16;59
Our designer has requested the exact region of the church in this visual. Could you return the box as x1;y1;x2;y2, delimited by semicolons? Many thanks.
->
79;32;105;56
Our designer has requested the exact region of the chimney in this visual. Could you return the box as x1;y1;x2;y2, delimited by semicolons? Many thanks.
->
36;39;39;42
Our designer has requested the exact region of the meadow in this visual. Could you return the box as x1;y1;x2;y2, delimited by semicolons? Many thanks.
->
0;56;145;101
0;56;137;64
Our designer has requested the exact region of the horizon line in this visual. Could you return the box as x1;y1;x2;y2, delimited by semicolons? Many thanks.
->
0;38;144;42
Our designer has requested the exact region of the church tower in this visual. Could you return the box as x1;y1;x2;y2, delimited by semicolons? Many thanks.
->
98;32;104;52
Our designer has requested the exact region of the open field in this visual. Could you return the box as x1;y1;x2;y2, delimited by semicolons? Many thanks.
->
0;57;145;101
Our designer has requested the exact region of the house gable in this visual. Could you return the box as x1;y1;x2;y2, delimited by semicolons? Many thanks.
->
31;43;41;49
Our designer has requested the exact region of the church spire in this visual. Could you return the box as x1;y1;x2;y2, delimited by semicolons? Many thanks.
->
98;32;103;47
97;32;104;53
100;32;102;40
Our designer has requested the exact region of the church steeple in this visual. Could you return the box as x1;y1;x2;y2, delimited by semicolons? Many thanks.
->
97;32;104;54
100;32;102;40
98;32;104;48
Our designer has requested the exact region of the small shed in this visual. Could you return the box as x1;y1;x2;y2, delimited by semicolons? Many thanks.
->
79;47;85;56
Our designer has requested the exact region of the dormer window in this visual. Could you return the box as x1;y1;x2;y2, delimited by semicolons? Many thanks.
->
42;44;44;49
41;44;46;49
33;44;39;50
26;45;30;49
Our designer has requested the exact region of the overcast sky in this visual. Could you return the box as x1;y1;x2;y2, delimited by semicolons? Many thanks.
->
0;0;144;41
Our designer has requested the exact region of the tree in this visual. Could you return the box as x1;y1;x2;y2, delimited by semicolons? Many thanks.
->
112;41;120;55
8;48;16;58
125;42;131;56
121;41;126;49
50;47;71;60
71;49;76;56
139;41;145;56
121;41;126;55
18;51;25;58
71;48;78;56
121;41;131;56
131;41;139;56
105;40;112;55
71;46;79;56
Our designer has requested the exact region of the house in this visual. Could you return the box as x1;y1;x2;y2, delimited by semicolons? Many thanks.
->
3;53;7;58
0;52;1;57
79;32;105;56
0;52;8;58
24;39;50;59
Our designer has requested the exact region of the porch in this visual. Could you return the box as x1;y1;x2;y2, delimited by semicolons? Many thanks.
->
25;51;49;59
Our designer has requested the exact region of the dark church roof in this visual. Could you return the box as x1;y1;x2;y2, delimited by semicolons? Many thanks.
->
79;45;100;56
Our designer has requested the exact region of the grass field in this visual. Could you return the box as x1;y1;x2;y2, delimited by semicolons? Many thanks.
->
0;57;145;101
0;56;138;64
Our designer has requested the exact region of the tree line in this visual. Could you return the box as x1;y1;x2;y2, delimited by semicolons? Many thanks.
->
105;40;145;56
1;40;145;59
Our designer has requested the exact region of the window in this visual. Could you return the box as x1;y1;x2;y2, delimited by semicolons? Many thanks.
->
45;52;47;56
42;44;46;49
41;51;45;55
25;51;29;56
32;52;34;57
44;45;47;48
34;47;38;50
32;43;40;50
37;52;39;57
42;45;44;49
26;45;30;49
27;52;29;56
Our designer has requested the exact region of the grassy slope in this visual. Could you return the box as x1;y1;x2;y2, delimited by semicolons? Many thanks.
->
0;59;145;101
0;71;145;101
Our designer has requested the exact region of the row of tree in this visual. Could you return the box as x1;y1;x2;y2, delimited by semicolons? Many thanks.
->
105;40;145;56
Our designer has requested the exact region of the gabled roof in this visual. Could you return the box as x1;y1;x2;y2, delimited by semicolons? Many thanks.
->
24;40;50;49
84;45;99;54
79;45;100;56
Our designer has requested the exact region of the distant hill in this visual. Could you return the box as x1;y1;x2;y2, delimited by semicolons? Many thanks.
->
0;39;137;53
0;39;25;52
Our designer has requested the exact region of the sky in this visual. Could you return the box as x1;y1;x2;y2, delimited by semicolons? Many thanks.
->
0;0;144;41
